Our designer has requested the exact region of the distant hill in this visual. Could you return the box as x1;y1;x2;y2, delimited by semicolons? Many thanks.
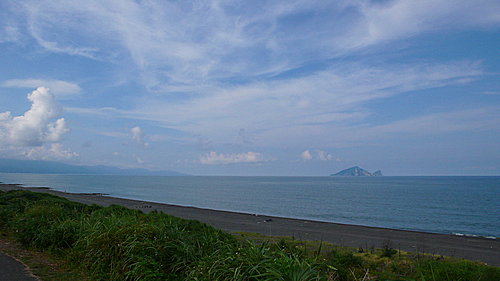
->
331;166;383;177
0;158;186;176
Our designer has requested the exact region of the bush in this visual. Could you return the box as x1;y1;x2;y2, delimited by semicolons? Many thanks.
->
415;259;500;281
325;250;364;280
380;245;398;258
1;190;499;281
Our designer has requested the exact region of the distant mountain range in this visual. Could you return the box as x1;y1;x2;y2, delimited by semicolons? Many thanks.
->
331;166;383;177
0;158;186;176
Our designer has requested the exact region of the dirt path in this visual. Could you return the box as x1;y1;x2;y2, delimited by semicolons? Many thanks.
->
0;251;39;281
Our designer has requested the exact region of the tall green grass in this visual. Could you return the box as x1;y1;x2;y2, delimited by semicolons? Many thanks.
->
0;190;498;281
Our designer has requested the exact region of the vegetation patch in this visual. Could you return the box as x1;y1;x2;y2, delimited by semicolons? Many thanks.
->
0;234;91;281
0;190;498;280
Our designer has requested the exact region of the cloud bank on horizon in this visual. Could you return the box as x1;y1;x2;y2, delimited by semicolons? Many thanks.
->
0;0;499;175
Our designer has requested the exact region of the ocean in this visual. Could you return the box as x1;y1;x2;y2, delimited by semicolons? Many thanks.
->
1;173;498;238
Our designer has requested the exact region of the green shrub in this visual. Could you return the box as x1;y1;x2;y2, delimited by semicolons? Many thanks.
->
14;203;66;247
414;259;500;281
322;249;364;280
1;190;499;281
381;246;398;258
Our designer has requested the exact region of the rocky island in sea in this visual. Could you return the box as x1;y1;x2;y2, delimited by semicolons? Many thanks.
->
331;166;383;176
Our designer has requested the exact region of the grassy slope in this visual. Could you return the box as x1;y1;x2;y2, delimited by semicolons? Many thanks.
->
0;190;498;281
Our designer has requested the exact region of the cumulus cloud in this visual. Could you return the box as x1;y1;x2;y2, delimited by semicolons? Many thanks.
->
301;150;313;160
200;151;263;165
24;143;79;160
301;150;334;161
0;87;69;146
130;126;149;147
2;79;81;98
316;150;334;161
0;87;75;160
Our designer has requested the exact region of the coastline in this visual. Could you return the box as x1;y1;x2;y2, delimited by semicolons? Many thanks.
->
1;183;499;266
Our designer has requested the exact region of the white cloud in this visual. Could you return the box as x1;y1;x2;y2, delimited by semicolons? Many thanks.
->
0;87;76;160
94;60;482;143
267;107;500;148
98;131;128;138
301;150;333;161
130;126;149;147
9;1;497;155
339;0;500;50
0;4;22;44
135;156;145;164
0;112;11;121
301;150;313;160
0;87;69;146
0;25;21;43
2;79;81;98
200;151;263;165
46;118;68;141
11;0;499;92
362;107;500;137
316;150;334;161
481;91;500;96
24;143;78;160
50;143;78;158
65;60;485;150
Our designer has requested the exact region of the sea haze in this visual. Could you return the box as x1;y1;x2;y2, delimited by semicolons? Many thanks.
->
1;174;498;237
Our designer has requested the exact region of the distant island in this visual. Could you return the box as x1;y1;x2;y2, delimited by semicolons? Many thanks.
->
331;166;383;177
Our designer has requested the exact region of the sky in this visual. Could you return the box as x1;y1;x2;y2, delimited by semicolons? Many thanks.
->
0;0;499;176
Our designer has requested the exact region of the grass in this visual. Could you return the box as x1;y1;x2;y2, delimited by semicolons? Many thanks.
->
0;189;498;280
0;233;92;281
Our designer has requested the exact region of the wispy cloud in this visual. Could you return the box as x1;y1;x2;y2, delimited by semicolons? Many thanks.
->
74;60;482;144
342;0;500;50
200;151;263;165
10;0;499;93
362;107;500;137
481;91;500;95
0;25;21;43
2;79;82;98
266;107;500;148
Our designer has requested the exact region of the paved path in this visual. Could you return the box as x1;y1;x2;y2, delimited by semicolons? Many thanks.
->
1;184;499;267
0;252;38;281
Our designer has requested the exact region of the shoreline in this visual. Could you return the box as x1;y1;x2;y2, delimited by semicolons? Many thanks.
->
1;183;499;266
80;193;499;241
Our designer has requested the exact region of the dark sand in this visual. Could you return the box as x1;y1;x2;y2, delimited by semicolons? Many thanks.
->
1;183;498;266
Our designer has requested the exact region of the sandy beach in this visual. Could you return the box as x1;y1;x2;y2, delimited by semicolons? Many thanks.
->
1;183;498;266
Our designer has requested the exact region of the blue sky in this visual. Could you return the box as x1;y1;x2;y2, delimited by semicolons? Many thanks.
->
1;0;499;176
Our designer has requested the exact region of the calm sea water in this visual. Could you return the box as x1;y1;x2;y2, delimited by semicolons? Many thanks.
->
1;173;498;237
